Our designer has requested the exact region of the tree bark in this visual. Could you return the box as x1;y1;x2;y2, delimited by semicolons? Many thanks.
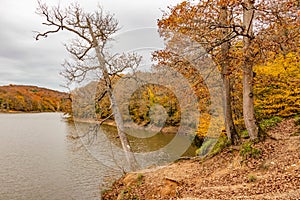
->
220;5;240;145
242;0;259;141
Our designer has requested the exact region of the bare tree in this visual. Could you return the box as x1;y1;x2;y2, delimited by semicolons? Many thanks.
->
35;1;139;171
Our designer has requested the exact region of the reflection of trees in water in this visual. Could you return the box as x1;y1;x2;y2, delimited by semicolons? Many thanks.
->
64;122;123;196
67;122;128;173
67;121;197;172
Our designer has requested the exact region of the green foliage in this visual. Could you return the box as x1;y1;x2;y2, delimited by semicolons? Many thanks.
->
241;130;249;139
128;84;181;127
136;173;144;186
259;116;283;131
240;142;261;160
196;138;216;157
294;115;300;126
210;136;231;156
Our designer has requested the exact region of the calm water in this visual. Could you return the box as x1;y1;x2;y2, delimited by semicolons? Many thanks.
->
0;113;196;200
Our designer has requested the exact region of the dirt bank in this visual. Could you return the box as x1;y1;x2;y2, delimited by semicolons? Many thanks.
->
102;118;300;200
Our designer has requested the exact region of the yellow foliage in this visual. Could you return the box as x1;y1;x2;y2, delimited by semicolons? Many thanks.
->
254;52;300;120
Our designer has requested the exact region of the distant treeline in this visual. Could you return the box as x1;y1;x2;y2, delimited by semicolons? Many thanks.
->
0;85;71;113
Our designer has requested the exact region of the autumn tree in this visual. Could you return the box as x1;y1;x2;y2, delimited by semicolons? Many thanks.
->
0;85;70;112
242;0;258;140
156;0;241;144
156;0;299;141
254;51;300;120
219;2;240;144
241;0;299;140
35;1;140;171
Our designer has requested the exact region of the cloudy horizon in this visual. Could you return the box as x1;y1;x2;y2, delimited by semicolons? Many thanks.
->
0;0;182;91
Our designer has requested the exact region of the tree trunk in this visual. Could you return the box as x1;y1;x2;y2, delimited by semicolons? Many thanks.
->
242;0;259;141
220;5;240;145
87;19;139;171
96;50;139;171
107;90;139;171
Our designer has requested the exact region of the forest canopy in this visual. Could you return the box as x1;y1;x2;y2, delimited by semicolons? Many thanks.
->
0;85;71;113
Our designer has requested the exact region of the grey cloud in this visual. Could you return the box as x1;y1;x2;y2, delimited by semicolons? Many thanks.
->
0;0;181;91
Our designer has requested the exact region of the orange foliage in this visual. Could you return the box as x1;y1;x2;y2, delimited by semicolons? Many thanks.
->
0;85;71;113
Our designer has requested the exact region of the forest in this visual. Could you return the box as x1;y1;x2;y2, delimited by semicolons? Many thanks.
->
72;51;300;136
30;0;300;198
0;85;71;112
33;0;299;149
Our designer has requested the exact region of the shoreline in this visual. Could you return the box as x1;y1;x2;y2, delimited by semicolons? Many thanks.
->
0;110;65;114
73;117;181;134
102;118;300;199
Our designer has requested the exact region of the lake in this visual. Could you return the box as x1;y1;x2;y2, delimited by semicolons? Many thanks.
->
0;113;196;200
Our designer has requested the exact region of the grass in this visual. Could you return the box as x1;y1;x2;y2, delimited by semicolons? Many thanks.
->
240;141;261;160
259;116;282;131
210;136;231;155
137;173;144;186
241;130;249;139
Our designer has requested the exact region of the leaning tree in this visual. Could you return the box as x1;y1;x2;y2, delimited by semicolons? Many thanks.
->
35;1;140;171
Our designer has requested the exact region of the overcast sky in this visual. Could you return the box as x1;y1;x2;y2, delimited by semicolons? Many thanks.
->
0;0;182;91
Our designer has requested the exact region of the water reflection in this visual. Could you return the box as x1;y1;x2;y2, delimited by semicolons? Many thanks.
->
0;113;120;200
0;113;196;200
73;121;197;171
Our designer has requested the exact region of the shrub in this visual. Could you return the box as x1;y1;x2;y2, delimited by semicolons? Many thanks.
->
241;130;249;139
259;116;283;131
240;142;261;160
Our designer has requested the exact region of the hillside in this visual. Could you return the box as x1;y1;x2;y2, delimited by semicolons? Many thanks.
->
102;118;300;200
0;85;71;113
